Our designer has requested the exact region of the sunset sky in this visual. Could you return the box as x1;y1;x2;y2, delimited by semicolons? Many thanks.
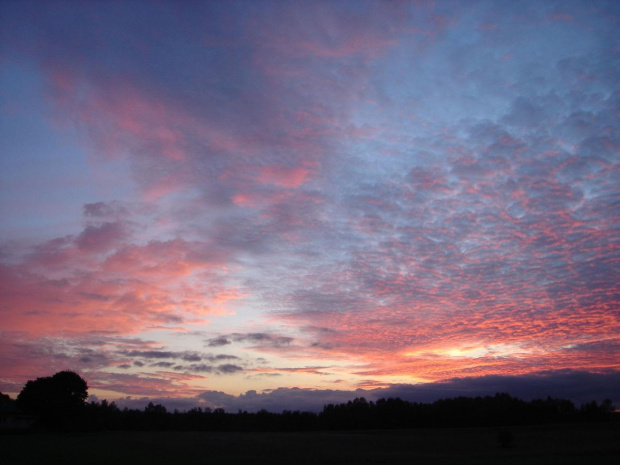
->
1;0;618;412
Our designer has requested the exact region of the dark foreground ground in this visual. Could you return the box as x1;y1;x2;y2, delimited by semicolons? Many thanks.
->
1;422;619;465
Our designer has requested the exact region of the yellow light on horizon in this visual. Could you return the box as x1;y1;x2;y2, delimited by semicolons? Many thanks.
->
404;342;531;360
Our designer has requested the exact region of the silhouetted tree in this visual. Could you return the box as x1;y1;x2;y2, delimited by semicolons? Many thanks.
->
86;398;121;431
17;370;88;430
143;402;170;430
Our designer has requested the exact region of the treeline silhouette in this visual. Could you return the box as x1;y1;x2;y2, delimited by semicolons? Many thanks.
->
82;395;615;432
6;371;616;432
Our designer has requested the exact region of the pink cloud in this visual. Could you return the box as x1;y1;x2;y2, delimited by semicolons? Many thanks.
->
296;35;397;59
258;165;311;188
76;222;128;252
90;371;206;398
0;233;241;339
232;193;256;208
42;68;210;200
74;84;190;161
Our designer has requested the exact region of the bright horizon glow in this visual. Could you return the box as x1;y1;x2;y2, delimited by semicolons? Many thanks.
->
1;1;618;411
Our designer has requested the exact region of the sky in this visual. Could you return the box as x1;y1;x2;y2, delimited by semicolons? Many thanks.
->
0;0;618;412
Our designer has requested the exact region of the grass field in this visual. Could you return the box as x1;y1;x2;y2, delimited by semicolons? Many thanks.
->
1;422;619;465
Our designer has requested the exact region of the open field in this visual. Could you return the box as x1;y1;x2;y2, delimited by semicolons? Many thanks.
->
1;422;619;465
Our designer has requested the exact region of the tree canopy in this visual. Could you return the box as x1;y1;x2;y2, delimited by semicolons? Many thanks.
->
17;370;88;429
